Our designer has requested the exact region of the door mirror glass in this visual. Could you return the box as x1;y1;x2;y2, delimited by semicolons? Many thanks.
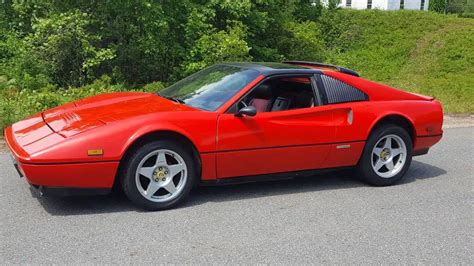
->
235;106;257;117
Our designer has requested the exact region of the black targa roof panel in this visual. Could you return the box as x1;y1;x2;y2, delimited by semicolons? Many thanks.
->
221;62;322;76
221;62;359;77
283;61;360;77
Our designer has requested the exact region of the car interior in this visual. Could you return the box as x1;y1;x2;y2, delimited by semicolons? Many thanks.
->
238;76;317;113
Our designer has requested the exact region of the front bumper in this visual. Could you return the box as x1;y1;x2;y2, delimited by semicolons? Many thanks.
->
5;125;119;189
30;185;111;197
17;160;119;188
9;157;116;196
10;153;24;178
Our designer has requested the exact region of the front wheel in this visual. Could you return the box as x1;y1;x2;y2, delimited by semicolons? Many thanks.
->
121;140;197;210
357;125;412;186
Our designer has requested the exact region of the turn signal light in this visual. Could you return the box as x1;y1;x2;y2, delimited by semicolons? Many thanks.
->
87;149;104;156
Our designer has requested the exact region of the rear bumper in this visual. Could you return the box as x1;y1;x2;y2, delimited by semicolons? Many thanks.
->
414;134;443;154
10;153;25;177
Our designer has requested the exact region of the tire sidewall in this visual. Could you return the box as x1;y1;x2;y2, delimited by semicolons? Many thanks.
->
358;125;413;186
121;141;197;210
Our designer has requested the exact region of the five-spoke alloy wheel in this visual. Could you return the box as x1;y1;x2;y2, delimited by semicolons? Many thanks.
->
135;149;187;203
371;134;407;179
121;140;196;210
357;124;412;186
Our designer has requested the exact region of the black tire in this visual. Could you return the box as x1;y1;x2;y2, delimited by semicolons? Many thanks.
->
357;124;412;186
120;140;197;211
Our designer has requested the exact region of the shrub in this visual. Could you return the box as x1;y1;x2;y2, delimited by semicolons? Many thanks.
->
281;21;326;61
183;22;252;75
24;11;115;88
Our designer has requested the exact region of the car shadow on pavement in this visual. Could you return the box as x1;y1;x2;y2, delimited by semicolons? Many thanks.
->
35;160;446;216
184;160;447;208
399;160;447;184
32;189;137;216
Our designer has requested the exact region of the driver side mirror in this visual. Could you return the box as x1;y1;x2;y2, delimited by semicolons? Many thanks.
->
235;106;257;117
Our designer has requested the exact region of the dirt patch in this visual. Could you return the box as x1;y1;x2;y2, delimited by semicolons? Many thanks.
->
443;114;474;129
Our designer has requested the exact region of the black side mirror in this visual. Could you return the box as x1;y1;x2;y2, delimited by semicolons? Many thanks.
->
235;106;257;117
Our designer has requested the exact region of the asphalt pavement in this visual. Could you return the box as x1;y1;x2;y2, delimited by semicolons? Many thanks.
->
1;126;473;264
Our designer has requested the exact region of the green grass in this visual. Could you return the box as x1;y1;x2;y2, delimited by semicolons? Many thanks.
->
327;10;474;113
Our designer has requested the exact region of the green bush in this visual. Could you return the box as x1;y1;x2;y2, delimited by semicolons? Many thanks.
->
183;22;252;75
25;11;115;87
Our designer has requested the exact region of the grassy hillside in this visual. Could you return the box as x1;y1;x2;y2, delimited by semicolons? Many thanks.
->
326;10;474;113
1;10;473;134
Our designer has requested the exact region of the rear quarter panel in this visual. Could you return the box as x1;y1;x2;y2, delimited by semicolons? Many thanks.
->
323;71;443;143
333;100;443;142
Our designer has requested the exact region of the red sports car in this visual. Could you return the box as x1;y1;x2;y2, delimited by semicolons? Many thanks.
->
5;61;443;210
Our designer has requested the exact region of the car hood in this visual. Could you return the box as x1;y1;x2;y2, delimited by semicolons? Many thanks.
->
42;92;196;137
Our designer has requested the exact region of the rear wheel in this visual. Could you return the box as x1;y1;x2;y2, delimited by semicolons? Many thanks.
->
357;125;412;186
121;140;196;210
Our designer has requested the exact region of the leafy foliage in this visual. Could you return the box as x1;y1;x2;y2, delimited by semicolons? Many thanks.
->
1;0;329;88
430;0;472;14
183;21;252;75
0;1;473;133
27;11;115;87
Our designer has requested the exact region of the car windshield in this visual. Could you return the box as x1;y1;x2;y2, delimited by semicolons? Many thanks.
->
158;65;260;111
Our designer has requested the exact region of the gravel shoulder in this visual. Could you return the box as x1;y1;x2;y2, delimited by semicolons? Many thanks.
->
442;114;474;128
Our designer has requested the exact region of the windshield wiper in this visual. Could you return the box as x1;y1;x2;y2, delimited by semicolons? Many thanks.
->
157;93;185;104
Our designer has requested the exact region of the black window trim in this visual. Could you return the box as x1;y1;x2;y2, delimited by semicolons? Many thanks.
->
313;74;328;105
316;73;369;105
225;73;321;114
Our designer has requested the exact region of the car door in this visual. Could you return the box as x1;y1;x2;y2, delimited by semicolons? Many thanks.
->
215;75;342;179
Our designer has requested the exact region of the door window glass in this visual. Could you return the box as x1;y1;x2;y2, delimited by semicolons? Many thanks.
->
238;76;316;113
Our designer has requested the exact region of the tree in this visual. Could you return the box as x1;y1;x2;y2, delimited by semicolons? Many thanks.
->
430;0;470;14
0;0;332;88
429;0;448;13
25;11;115;87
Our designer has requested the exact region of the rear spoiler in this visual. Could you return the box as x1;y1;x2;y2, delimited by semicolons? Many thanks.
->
283;61;360;77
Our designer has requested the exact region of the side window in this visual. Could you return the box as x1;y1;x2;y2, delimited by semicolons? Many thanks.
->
237;76;316;113
320;74;368;104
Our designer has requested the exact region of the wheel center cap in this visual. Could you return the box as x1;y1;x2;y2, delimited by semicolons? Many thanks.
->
380;148;391;161
153;166;169;182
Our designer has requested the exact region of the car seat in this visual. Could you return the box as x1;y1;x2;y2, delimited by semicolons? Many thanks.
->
249;83;273;112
